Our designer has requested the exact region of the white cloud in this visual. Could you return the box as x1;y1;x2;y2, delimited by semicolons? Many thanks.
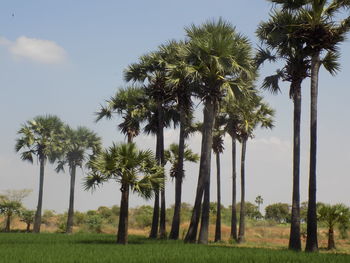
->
0;36;67;64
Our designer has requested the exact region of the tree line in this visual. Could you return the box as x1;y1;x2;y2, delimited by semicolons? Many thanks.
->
11;0;350;252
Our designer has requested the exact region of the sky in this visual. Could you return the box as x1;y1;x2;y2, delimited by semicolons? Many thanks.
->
1;0;350;214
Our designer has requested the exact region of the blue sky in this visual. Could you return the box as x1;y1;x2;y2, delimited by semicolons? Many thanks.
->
1;0;350;213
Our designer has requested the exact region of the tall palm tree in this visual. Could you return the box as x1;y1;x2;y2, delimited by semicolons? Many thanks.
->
183;19;255;244
15;115;65;233
84;143;163;244
165;143;199;240
125;49;178;239
268;0;350;252
55;126;101;233
96;86;146;143
222;97;242;242
237;94;275;243
256;9;310;251
212;116;226;243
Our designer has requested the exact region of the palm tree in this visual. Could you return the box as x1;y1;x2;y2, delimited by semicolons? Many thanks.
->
255;195;264;213
183;18;255;244
55;126;101;233
85;142;163;244
269;0;350;252
165;143;199;240
237;94;275;243
15;115;65;233
0;195;22;232
222;97;242;242
318;203;350;250
256;9;310;251
96;86;146;143
212;115;226;242
125;49;177;239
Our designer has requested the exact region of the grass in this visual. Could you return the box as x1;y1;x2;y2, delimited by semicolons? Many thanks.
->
0;233;350;263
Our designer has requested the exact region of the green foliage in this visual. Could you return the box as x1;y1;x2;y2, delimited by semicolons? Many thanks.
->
265;203;291;223
85;214;103;233
132;205;153;228
41;210;56;226
318;203;350;238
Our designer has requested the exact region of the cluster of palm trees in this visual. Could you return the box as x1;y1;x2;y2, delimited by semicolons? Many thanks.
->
14;0;350;251
94;19;274;245
15;116;102;233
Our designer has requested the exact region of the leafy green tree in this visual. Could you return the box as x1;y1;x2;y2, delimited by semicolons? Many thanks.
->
269;0;350;252
85;143;163;244
55;126;101;233
265;203;291;223
237;94;274;243
165;143;199;240
20;209;35;232
15;115;65;233
318;203;350;250
0;189;31;232
183;18;255;244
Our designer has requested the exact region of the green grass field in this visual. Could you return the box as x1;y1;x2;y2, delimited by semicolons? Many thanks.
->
0;233;349;263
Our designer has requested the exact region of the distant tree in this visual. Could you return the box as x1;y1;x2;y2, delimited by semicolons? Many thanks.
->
0;189;31;232
85;143;163;244
55;126;101;233
20;209;35;232
255;195;264;214
265;203;291;223
15;115;65;233
318;203;350;250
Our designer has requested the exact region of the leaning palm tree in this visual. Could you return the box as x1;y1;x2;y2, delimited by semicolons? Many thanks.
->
55;126;101;233
268;0;350;252
15;115;65;233
183;19;255;244
237;94;275;243
165;143;199;240
84;143;163;244
96;86;146;143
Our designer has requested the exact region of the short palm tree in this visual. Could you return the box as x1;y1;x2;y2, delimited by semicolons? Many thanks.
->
183;18;255;244
318;204;350;250
237;94;275;243
15;115;65;233
165;143;199;240
55;126;101;233
0;196;22;232
96;86;145;143
269;0;350;252
85;143;163;244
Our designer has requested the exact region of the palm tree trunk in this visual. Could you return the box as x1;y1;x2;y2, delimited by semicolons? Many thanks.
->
230;132;238;242
117;184;129;244
214;152;221;242
149;135;160;239
33;156;45;233
5;213;11;232
327;226;335;250
306;53;321;252
238;137;247;243
169;110;186;240
26;222;31;232
158;103;167;239
66;165;76;234
185;101;215;243
198;100;216;244
289;80;302;251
